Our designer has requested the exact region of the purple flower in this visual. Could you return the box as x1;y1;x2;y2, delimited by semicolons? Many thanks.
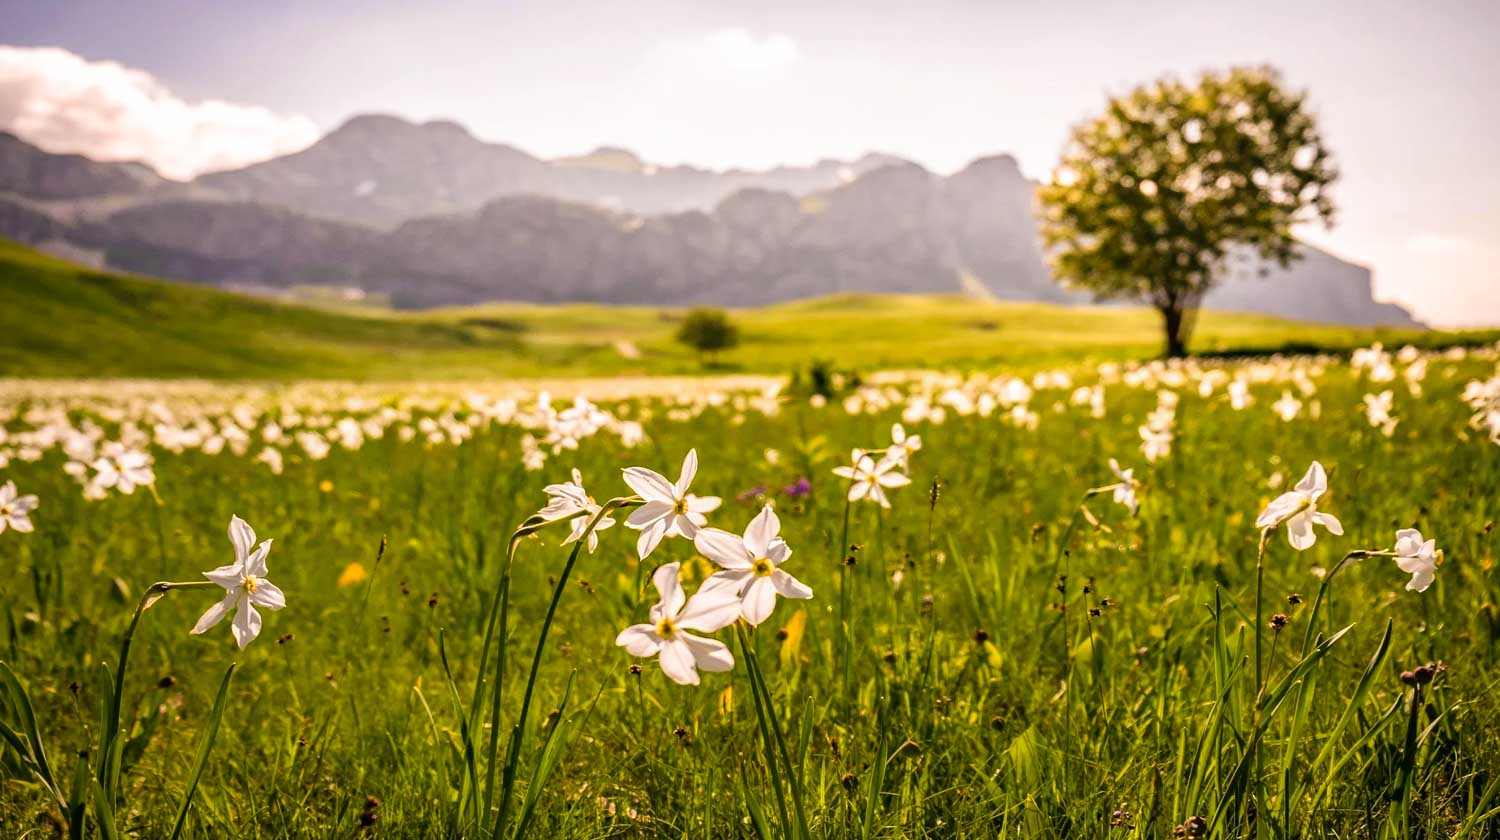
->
737;484;767;502
782;477;812;498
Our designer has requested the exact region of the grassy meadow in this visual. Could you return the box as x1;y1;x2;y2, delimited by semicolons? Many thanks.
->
2;343;1499;837
4;238;1496;381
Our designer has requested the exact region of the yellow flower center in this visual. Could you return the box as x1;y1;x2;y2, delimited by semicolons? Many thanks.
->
242;575;260;593
0;504;11;517
654;617;678;639
672;498;689;515
752;557;775;578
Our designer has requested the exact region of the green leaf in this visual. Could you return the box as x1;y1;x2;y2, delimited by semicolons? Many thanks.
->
169;663;237;840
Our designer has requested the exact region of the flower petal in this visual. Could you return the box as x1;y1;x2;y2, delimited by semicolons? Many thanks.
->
190;593;235;635
626;499;672;528
230;599;262;649
636;518;669;560
743;505;779;557
1256;492;1303;528
678;587;742;633
622;467;676;503
1286;513;1316;551
1313;511;1343;536
228;515;256;564
699;528;756;567
244;540;273;578
615;624;662;657
1295;461;1327;498
676;449;699;496
1394;528;1423;557
771;570;813;600
658;638;700;685
652;562;685;618
683;634;735;673
249;579;286;610
740;577;778;626
688;495;721;515
695;528;752;570
698;569;752;596
204;563;243;589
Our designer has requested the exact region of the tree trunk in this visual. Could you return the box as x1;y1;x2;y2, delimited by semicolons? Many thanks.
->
1161;304;1188;358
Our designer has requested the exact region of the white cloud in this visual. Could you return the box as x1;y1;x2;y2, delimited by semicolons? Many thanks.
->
1403;233;1471;255
0;46;319;180
658;28;802;85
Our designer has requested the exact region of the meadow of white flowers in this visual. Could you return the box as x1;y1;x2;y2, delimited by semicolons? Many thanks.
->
1;341;1498;837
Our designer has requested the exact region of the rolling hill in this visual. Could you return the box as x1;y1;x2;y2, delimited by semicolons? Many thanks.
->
0;121;1420;327
0;240;1477;381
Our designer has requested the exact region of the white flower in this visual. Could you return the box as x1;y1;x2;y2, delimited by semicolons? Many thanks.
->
1139;425;1172;463
1363;391;1399;436
1393;529;1438;593
191;515;286;649
1272;390;1302;422
538;468;615;553
1005;403;1040;430
0;481;39;534
615;562;738;685
887;423;922;469
1228;379;1253;410
622;449;722;559
1107;459;1139;514
1255;461;1344;550
831;449;911;508
694;505;813;625
256;446;285;475
91;446;155;494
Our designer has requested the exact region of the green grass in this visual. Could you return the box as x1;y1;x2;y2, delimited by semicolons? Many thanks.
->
1;354;1498;837
3;237;1492;381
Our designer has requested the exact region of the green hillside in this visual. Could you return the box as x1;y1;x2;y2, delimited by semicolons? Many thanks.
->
0;238;1483;380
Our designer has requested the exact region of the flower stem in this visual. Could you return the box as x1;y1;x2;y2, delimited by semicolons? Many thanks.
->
101;580;218;806
736;623;799;839
836;493;852;700
492;498;639;840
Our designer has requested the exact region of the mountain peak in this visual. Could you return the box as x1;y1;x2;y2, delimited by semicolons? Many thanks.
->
327;113;478;144
553;146;646;173
953;153;1023;179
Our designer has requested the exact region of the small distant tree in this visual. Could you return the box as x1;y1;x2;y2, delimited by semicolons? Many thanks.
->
1037;66;1337;357
676;308;740;363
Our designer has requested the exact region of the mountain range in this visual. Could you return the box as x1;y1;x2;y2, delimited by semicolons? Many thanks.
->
0;115;1418;325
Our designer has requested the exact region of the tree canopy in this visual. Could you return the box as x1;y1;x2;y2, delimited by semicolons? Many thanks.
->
675;307;740;362
1037;66;1338;357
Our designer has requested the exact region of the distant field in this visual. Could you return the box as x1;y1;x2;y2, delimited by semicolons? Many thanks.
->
1;238;1491;380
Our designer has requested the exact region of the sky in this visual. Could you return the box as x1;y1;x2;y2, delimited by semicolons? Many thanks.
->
1;0;1496;327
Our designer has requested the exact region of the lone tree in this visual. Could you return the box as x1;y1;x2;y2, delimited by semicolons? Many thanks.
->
1037;66;1337;357
676;307;740;363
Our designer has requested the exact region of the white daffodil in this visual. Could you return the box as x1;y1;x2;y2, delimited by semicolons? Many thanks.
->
538;468;615;553
615;562;739;685
0;481;38;535
1271;390;1302;422
695;505;813;625
1228;379;1253;410
91;446;155;494
1393;528;1439;593
831;449;911;508
191;515;286;649
1255;461;1344;550
887;423;922;469
1139;425;1172;463
622;449;722;560
1363;391;1399;436
1107;458;1139;515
